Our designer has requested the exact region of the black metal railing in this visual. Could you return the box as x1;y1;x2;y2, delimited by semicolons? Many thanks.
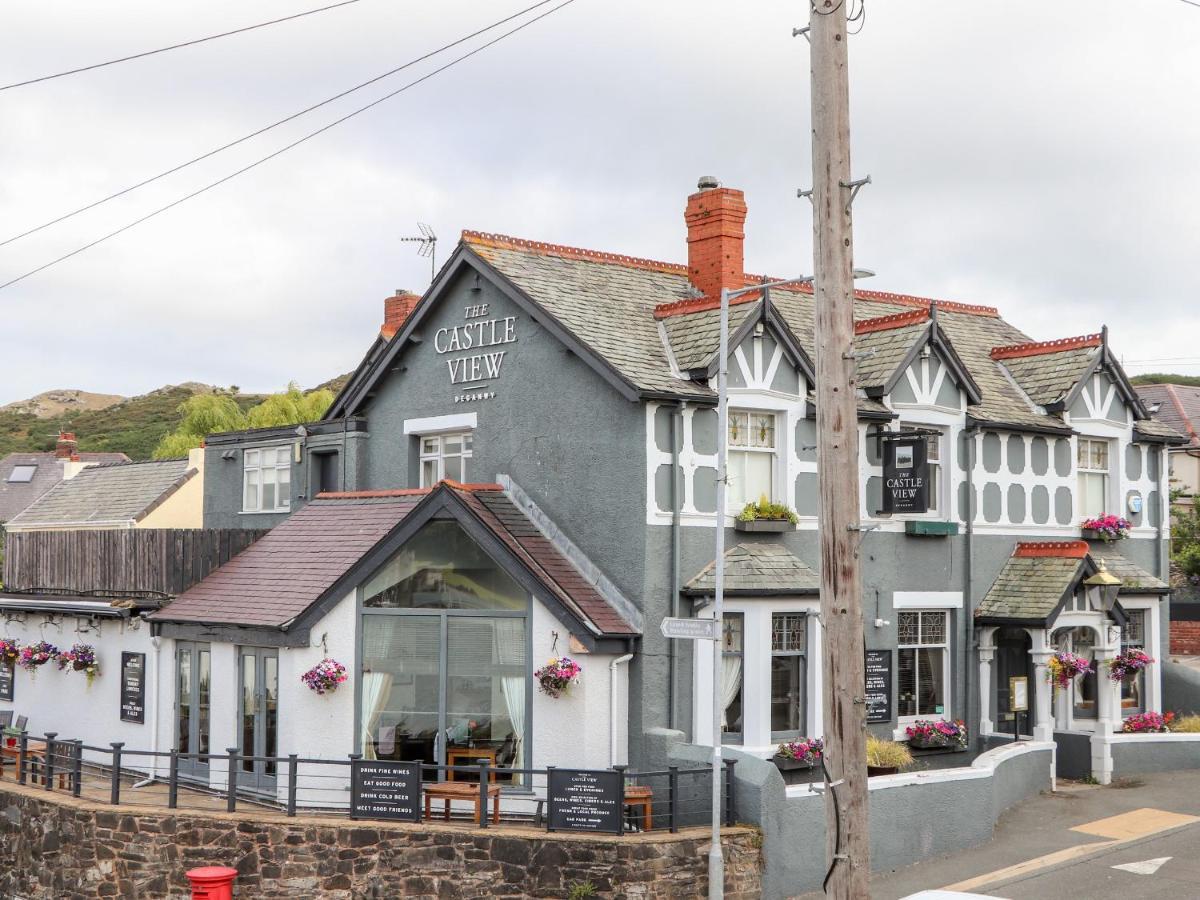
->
0;732;736;834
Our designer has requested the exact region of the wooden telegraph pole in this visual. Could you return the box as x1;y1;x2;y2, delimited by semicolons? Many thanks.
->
809;0;870;896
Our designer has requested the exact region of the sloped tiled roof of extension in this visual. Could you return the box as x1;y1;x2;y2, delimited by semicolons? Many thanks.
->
6;457;193;528
1086;543;1169;593
150;481;638;641
974;541;1091;625
683;543;820;596
1135;383;1200;447
0;451;129;523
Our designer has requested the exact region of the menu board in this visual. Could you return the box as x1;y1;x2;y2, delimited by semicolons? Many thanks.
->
547;768;623;834
865;650;892;724
0;660;13;702
350;760;422;822
120;652;146;724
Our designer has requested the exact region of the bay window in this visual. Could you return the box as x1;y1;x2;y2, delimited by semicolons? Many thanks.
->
898;610;949;719
770;613;806;738
243;447;291;513
721;614;744;742
1077;438;1110;519
727;410;778;511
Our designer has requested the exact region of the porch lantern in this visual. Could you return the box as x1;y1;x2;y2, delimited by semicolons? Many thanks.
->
1084;559;1121;613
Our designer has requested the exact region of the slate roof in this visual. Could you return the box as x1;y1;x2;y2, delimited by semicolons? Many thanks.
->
662;302;758;373
852;318;930;392
1136;383;1200;447
994;340;1100;408
0;451;130;523
1085;544;1170;593
7;458;194;528
974;553;1086;625
683;543;821;595
150;482;638;638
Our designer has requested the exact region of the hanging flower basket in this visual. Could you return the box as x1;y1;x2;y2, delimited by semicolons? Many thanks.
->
1046;651;1093;691
57;643;100;685
301;658;348;695
774;737;823;770
1122;711;1174;733
534;656;581;698
905;719;969;750
0;638;19;665
1107;648;1155;682
1080;515;1132;542
19;641;59;673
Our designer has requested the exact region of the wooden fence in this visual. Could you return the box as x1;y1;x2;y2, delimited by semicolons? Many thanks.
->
1;528;268;597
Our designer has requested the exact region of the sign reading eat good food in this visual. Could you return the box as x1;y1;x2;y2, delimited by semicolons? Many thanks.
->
435;304;517;403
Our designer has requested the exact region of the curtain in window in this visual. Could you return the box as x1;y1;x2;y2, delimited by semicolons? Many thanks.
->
493;619;526;777
360;672;394;761
720;655;743;729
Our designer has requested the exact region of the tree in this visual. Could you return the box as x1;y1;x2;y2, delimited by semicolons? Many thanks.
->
152;384;333;458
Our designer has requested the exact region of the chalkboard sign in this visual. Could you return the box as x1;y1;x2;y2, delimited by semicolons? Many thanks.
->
350;760;422;822
865;650;892;724
120;652;146;724
547;768;623;834
0;660;13;702
881;436;929;514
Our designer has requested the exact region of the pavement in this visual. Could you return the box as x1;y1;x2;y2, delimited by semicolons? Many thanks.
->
800;770;1200;899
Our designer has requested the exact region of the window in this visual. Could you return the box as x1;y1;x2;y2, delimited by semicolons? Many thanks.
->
419;432;473;487
898;610;949;719
770;613;806;738
243;447;291;513
6;465;35;483
1120;610;1146;712
1077;438;1110;519
728;411;777;511
720;614;744;742
312;451;341;495
900;426;942;515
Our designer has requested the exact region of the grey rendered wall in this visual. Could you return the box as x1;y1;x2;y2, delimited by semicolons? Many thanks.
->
1163;661;1200;716
1111;738;1200;775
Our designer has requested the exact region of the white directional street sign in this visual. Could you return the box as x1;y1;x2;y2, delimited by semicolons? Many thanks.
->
660;617;718;641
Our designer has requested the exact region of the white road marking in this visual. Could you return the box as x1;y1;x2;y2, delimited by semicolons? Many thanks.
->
1111;857;1172;876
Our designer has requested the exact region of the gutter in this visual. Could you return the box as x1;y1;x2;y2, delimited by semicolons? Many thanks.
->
133;633;163;789
669;402;683;730
610;653;634;767
963;423;978;740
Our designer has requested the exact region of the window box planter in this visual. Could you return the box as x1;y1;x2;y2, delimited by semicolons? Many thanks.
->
867;765;899;777
772;755;818;772
1080;528;1104;541
905;520;959;537
734;519;795;533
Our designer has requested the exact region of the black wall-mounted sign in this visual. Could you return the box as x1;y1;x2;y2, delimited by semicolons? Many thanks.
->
547;768;623;834
0;660;13;702
350;760;422;822
120;652;146;724
865;649;893;724
882;436;929;515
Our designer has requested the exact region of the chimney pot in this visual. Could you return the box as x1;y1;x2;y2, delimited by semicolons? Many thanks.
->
55;431;78;459
697;175;720;191
381;290;421;340
684;177;748;301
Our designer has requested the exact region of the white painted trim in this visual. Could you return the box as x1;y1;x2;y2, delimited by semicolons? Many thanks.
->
893;591;963;610
402;412;477;435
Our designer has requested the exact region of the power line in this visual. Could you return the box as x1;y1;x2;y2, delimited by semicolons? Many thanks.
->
0;0;368;92
1178;0;1200;8
0;0;578;293
0;0;558;249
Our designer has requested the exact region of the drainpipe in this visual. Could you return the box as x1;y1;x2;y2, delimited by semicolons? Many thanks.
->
132;631;162;788
610;653;634;767
963;425;978;739
668;402;684;730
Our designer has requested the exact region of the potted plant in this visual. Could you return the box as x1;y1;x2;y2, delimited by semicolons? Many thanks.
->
1046;651;1093;691
57;643;100;685
1106;648;1154;682
18;641;58;674
301;658;348;695
904;719;968;751
1081;515;1132;542
1121;711;1174;733
735;494;800;532
773;737;823;771
0;638;18;665
866;735;913;776
534;656;582;698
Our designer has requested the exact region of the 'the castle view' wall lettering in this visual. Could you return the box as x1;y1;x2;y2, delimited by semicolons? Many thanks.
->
434;304;517;403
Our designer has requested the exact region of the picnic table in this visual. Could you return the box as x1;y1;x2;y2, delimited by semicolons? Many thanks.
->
424;781;502;825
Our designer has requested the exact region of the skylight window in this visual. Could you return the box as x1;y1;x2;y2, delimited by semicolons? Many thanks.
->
6;465;36;483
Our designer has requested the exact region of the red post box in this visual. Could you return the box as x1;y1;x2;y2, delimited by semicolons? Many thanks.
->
186;866;238;900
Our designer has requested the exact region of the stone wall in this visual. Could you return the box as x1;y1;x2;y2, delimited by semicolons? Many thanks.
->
0;783;761;899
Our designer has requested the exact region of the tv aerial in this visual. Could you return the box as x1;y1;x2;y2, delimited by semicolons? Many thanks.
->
399;222;438;282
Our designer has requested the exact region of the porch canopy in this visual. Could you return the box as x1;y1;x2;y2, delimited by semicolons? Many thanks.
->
682;543;820;598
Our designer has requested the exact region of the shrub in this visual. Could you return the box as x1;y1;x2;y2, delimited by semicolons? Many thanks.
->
736;494;799;524
1171;714;1200;733
866;735;913;770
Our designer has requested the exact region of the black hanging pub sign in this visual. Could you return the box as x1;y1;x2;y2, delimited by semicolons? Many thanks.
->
878;430;932;515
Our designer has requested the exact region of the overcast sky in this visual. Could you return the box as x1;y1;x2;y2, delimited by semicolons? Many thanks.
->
2;0;1198;405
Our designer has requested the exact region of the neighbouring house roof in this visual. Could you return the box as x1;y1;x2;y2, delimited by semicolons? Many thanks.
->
6;458;195;529
683;543;821;596
0;451;129;523
150;481;639;646
975;541;1092;625
1135;383;1200;447
1085;544;1170;593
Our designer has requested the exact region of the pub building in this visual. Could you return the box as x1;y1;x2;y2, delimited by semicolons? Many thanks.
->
0;179;1182;804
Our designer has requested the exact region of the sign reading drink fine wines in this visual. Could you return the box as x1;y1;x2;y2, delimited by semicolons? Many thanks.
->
882;436;929;515
120;652;145;724
547;768;623;833
350;760;422;822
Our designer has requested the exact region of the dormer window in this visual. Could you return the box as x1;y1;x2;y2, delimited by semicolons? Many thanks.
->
243;447;291;513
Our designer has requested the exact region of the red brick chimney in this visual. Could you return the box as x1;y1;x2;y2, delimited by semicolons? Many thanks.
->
684;176;748;301
381;290;421;340
55;431;78;459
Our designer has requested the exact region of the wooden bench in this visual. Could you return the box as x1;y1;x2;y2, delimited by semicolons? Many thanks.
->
623;785;654;831
424;781;501;825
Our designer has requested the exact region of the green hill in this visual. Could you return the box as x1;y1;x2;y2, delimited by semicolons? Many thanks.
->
1130;373;1200;388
